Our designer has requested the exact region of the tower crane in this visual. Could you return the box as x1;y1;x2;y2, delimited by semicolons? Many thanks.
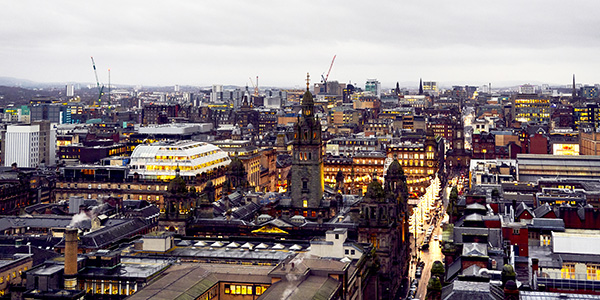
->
320;55;336;94
90;56;104;106
249;76;259;96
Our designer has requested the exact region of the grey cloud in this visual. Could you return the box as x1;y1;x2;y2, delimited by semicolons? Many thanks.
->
1;0;600;86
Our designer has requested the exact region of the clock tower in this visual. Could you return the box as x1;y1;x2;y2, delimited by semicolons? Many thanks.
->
290;74;324;211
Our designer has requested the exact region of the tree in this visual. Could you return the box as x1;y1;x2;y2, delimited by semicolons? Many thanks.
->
431;261;445;279
426;276;442;300
447;186;459;222
449;186;458;202
501;264;517;287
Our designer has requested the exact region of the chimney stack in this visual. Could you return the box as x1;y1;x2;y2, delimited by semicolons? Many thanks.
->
64;228;78;290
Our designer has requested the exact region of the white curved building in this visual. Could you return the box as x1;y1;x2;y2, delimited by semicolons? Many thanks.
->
129;140;231;181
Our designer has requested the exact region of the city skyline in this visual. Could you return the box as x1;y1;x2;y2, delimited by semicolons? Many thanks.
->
1;0;599;87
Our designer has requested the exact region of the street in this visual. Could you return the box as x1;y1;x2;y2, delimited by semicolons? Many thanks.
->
407;175;452;299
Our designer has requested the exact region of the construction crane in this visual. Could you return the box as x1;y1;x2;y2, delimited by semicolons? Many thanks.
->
249;76;259;96
320;55;336;94
90;56;104;106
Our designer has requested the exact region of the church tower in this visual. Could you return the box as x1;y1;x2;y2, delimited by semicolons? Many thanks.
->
290;74;324;211
358;159;410;300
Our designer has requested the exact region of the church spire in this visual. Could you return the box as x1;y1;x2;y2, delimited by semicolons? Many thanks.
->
306;72;310;91
301;73;315;117
419;78;423;95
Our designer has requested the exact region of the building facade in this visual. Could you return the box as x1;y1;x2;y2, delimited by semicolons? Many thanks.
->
290;87;324;211
3;122;56;168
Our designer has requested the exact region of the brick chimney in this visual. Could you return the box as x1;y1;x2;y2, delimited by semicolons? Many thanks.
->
64;228;78;290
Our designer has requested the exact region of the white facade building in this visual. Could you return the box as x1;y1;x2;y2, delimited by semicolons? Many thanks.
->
4;122;57;168
129;140;231;181
4;124;39;168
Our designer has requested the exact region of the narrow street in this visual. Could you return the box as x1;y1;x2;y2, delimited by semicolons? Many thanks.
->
407;175;452;299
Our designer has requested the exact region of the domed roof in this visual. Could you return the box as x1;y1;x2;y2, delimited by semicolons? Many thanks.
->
364;179;385;201
386;159;403;177
301;90;314;106
168;175;187;195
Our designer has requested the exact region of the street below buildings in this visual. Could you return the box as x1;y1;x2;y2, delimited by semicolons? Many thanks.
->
407;174;453;300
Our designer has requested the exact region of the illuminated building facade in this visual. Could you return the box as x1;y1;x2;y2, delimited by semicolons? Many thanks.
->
352;92;381;113
574;103;600;130
423;81;438;94
386;130;440;197
323;152;386;195
58;144;127;164
129;141;231;182
511;94;551;123
328;107;361;127
55;164;226;211
364;119;392;137
212;139;262;190
325;137;379;156
399;95;430;108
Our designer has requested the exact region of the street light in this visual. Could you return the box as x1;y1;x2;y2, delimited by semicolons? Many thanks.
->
482;148;487;160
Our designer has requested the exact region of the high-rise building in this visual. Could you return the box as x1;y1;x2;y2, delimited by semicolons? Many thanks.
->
66;84;74;97
423;81;438;93
30;103;70;124
210;85;223;102
581;85;599;99
290;82;324;213
365;79;381;99
3;121;56;168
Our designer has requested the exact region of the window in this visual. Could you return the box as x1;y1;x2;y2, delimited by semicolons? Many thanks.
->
345;249;349;255
513;228;520;235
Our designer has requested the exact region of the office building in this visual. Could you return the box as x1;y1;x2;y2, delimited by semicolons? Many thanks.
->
129;141;231;181
511;94;551;123
365;79;381;98
3;121;56;168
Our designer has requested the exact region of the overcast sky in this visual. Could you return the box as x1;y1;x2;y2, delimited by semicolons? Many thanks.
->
1;0;599;89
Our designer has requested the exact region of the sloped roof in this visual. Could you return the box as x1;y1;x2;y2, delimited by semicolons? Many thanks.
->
466;203;487;211
532;203;553;218
462;243;488;257
442;280;502;300
515;202;534;219
77;218;150;249
529;218;565;231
